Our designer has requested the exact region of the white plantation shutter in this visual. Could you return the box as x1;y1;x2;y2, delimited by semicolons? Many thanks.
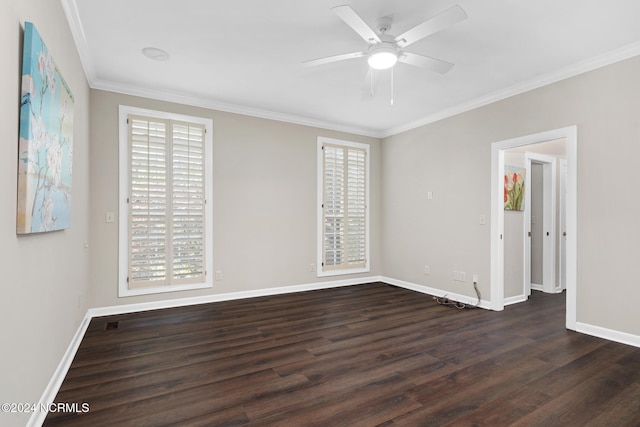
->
346;148;366;265
322;142;367;271
171;122;205;283
129;117;168;285
323;145;345;267
128;115;206;288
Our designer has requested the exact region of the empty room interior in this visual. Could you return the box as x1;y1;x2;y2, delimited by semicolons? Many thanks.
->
2;0;640;426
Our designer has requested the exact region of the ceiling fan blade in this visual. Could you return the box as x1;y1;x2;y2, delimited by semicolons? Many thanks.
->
302;51;366;67
399;52;454;74
395;5;467;48
332;5;381;44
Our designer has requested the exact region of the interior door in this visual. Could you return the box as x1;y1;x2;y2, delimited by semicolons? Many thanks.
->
524;152;557;295
560;159;568;290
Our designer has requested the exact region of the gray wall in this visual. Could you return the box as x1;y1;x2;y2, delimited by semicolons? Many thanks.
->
1;1;91;426
89;90;382;308
383;55;640;336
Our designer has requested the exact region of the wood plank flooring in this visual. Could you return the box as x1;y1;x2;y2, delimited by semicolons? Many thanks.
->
44;282;640;426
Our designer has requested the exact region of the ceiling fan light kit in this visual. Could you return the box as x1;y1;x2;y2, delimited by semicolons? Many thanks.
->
367;45;398;70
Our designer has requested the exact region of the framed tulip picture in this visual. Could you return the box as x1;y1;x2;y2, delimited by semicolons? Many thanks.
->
17;22;74;234
504;165;525;211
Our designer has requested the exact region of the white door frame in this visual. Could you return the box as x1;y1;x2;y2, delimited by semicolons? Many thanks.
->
524;153;557;295
490;126;577;331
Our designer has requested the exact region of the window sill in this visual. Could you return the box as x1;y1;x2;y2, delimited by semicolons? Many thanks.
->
317;267;370;278
118;281;212;298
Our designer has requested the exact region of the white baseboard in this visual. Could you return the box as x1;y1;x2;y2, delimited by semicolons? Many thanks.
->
89;276;384;318
504;294;528;306
576;322;640;348
381;276;491;310
28;315;92;427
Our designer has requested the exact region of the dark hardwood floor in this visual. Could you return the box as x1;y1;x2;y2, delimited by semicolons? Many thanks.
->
44;282;640;426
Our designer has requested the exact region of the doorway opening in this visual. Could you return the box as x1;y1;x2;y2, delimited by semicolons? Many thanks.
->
525;151;560;296
490;126;577;331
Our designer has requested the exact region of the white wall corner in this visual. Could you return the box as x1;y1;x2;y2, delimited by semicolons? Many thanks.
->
504;295;528;306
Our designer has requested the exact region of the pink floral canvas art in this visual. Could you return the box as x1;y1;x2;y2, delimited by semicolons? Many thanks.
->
504;165;525;211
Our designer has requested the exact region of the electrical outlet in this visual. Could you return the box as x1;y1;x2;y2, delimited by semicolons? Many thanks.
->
215;271;223;281
424;265;430;275
310;263;316;272
105;211;115;223
473;274;478;284
453;271;466;282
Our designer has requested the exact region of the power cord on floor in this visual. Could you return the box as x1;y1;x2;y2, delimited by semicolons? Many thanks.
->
433;282;482;309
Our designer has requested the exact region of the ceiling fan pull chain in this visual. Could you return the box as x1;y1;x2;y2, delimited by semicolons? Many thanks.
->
390;67;394;106
371;69;374;97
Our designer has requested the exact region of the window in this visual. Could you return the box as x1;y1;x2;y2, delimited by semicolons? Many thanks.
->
317;137;369;276
119;106;213;296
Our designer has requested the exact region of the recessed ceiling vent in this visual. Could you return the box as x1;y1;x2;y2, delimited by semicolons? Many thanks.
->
141;46;170;61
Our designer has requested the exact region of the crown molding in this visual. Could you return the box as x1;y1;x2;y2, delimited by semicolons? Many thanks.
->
62;0;640;140
382;40;640;138
90;79;384;138
60;0;95;83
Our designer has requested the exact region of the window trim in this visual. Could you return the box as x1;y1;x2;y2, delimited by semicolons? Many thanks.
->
118;105;214;297
317;136;370;277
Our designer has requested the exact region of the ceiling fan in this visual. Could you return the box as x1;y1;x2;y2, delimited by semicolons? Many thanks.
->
303;4;467;101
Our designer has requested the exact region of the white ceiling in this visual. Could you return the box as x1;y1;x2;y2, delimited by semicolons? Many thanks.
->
62;0;640;137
